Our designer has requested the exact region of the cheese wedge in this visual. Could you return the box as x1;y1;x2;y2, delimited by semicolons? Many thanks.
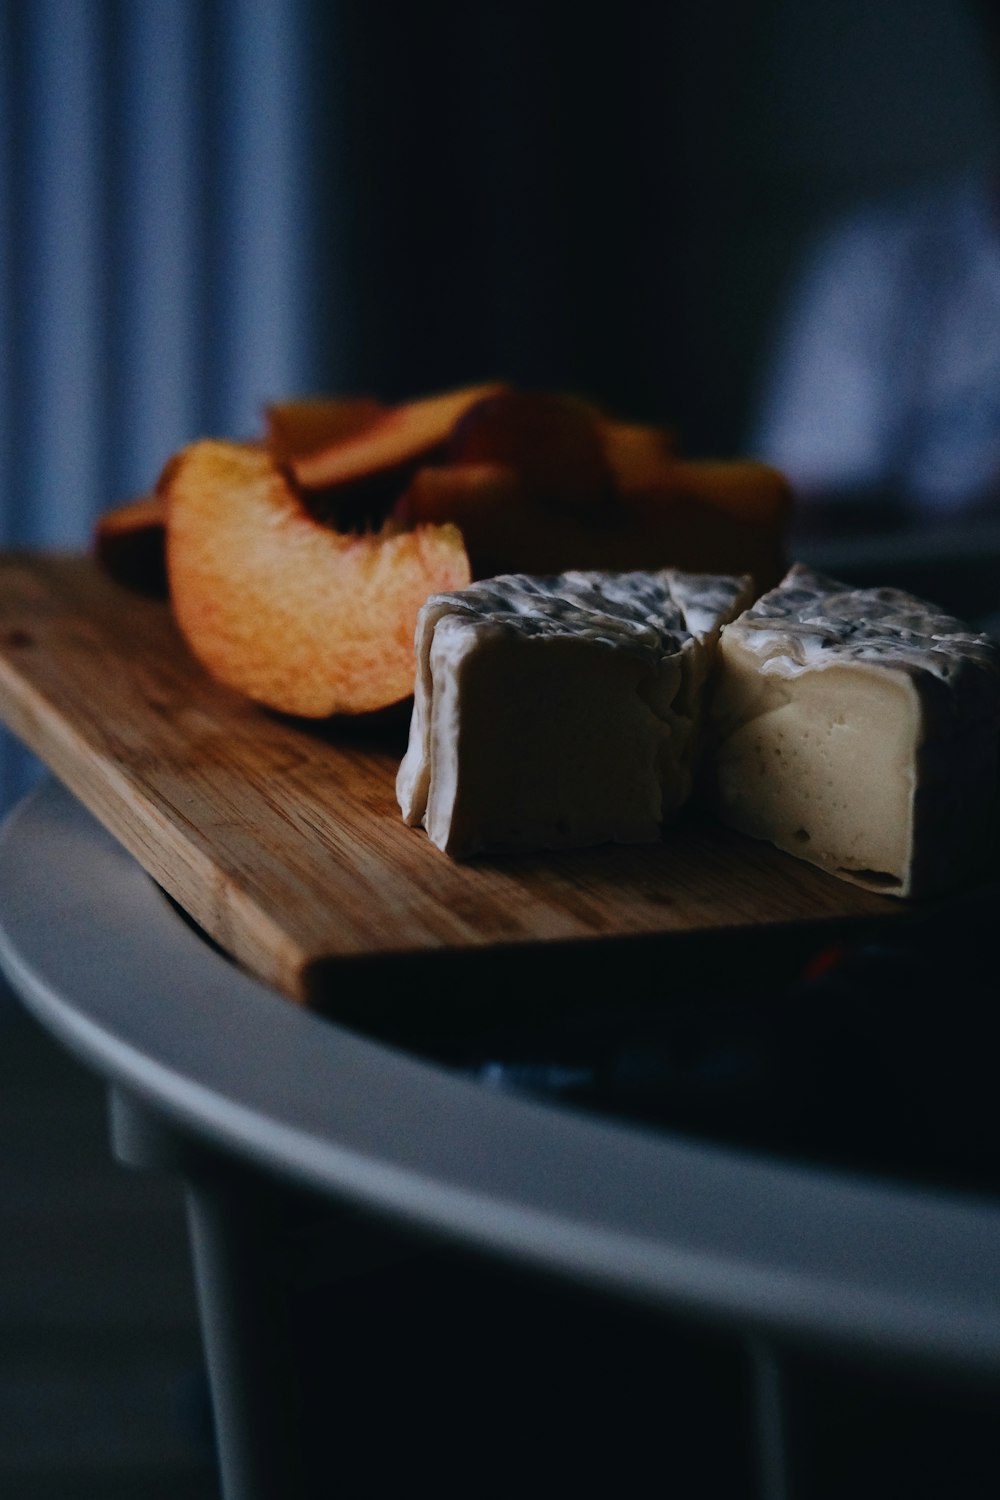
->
710;564;1000;897
397;569;753;858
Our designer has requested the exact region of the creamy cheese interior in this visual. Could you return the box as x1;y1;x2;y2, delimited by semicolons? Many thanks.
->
713;644;918;890
425;622;680;856
710;563;1000;897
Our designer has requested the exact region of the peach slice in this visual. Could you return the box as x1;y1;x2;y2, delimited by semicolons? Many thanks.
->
646;458;794;530
397;463;529;579
264;395;385;464
445;389;613;519
598;417;677;494
623;459;793;589
396;462;521;526
163;440;471;717
401;446;791;589
93;493;168;596
291;381;507;491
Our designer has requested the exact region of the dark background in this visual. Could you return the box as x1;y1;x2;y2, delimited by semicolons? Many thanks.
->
307;0;997;454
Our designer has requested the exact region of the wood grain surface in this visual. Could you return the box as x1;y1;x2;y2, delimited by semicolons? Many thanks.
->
0;553;901;1006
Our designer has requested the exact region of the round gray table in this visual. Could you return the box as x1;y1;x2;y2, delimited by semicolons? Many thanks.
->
2;779;999;1498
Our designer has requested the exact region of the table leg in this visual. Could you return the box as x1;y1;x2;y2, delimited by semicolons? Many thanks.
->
749;1335;792;1500
185;1174;308;1500
110;1088;309;1500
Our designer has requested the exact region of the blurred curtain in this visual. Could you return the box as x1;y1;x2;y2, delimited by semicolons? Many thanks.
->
0;0;327;814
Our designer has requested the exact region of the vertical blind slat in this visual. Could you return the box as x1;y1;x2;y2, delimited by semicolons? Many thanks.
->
216;0;312;436
23;0;105;548
1;1;12;543
117;0;203;500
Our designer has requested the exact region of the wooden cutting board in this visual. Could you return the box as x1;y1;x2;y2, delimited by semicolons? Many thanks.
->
0;553;902;1008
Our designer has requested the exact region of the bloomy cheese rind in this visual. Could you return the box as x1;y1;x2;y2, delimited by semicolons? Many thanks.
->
711;564;1000;897
424;619;678;857
397;568;754;858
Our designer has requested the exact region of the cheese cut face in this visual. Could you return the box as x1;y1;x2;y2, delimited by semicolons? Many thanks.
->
397;569;753;858
710;564;1000;897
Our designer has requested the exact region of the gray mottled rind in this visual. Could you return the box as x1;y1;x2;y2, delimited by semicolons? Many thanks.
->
723;562;998;683
717;564;1000;897
418;569;752;655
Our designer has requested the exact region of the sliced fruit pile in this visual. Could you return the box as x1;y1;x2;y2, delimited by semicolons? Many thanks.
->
93;381;793;717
